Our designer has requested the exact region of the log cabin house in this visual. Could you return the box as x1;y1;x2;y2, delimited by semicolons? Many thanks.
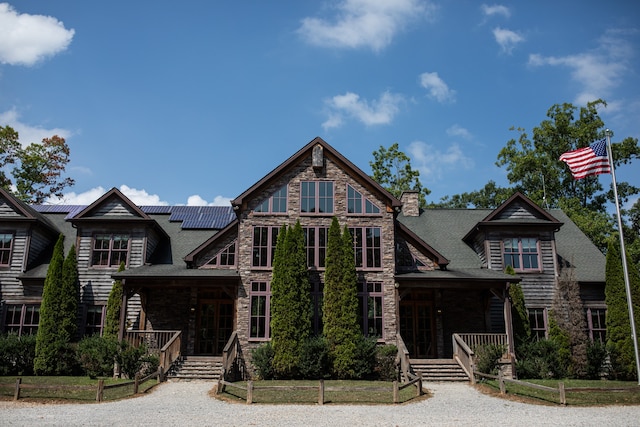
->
0;137;606;380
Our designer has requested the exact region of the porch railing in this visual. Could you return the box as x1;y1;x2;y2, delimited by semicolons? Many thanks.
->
123;330;180;352
396;334;418;383
455;333;509;355
220;331;242;383
452;333;476;384
159;331;182;378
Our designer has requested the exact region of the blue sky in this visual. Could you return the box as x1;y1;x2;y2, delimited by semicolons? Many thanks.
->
0;1;638;208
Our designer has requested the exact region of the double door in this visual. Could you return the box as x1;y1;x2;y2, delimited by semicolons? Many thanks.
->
399;292;436;358
195;299;233;356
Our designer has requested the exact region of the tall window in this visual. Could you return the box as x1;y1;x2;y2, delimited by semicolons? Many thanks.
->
347;185;380;214
311;281;324;335
349;227;382;269
0;233;13;266
301;181;334;214
249;281;270;340
205;241;236;267
252;227;279;268
503;237;539;270
587;308;606;343
84;305;105;336
528;308;547;340
255;185;287;214
92;234;130;267
4;304;40;335
358;282;383;338
303;227;328;268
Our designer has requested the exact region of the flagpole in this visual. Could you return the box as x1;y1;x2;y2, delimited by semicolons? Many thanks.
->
605;128;640;384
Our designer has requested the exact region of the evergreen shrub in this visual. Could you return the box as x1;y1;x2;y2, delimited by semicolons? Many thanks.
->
475;344;506;376
515;339;566;379
77;335;118;378
298;336;330;379
0;333;36;375
374;344;398;381
251;342;275;380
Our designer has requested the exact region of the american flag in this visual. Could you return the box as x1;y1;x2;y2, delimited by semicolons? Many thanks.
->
559;139;611;179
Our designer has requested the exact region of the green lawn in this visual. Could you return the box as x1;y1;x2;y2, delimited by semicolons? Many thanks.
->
478;378;640;406
0;376;158;402
218;380;427;405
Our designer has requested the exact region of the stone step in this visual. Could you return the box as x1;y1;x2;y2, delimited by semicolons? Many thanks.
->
410;358;469;382
168;356;223;380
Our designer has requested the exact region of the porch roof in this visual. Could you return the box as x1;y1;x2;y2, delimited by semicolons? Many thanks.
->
395;267;520;288
112;264;239;280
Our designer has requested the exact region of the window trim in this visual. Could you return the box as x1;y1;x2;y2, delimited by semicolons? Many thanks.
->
83;305;106;337
3;303;40;336
303;226;329;269
249;281;271;341
91;233;130;268
300;181;334;215
0;232;14;267
254;185;288;215
251;226;280;269
503;237;541;272
528;307;547;340
349;227;383;270
346;184;381;216
204;240;237;268
358;282;384;340
586;307;606;343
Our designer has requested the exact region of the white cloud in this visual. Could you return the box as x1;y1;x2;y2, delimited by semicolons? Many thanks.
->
45;185;169;206
528;30;631;106
298;0;435;52
492;27;524;54
407;140;474;181
0;108;72;147
322;91;404;130
446;124;472;140
419;72;456;103
186;195;232;206
481;4;510;19
0;3;75;66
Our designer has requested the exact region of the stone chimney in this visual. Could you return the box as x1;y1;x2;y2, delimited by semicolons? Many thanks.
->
400;190;420;217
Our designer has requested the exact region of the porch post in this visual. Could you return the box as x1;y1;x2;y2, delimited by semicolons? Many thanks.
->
118;283;129;342
503;284;516;377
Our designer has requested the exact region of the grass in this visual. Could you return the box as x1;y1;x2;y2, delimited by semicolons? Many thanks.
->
217;380;428;405
0;376;159;402
478;378;640;406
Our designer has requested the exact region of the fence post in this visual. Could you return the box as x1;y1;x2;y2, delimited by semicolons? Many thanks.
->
393;380;399;404
134;373;140;394
318;379;324;405
417;372;423;396
498;370;505;395
559;382;566;405
96;379;104;402
247;380;253;404
158;366;164;383
13;377;21;401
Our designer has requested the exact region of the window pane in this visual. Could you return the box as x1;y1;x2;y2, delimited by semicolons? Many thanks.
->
347;185;362;214
301;182;316;213
272;186;287;213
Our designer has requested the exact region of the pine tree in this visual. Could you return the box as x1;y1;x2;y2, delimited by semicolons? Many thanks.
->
60;245;79;343
606;240;640;380
104;262;126;339
34;234;66;375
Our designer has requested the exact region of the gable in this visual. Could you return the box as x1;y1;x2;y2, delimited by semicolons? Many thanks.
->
493;200;550;221
0;196;24;218
71;187;151;221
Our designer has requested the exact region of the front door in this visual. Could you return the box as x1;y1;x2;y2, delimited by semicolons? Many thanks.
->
195;299;233;355
400;292;436;358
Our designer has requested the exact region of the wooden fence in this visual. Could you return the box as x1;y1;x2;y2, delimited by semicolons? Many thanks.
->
217;376;424;405
10;368;162;403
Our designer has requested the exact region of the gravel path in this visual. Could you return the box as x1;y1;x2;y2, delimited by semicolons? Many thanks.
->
1;380;639;426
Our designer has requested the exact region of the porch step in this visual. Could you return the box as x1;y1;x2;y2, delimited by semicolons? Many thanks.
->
168;356;222;380
410;358;469;382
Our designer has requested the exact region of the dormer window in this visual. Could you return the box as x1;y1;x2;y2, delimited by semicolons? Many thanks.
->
503;237;539;271
0;233;13;266
254;185;287;214
92;234;129;267
347;185;381;215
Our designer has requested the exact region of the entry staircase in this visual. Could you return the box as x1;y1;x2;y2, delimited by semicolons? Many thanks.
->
168;356;222;380
409;359;469;382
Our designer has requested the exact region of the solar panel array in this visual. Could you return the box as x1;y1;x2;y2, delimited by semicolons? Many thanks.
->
32;204;235;230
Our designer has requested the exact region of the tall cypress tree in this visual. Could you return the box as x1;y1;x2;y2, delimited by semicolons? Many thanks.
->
506;266;530;355
104;262;126;339
60;245;79;343
606;240;640;380
34;234;66;375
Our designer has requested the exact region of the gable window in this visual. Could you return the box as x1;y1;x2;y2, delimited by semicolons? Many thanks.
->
347;185;381;215
301;181;334;214
303;227;328;268
254;185;287;214
358;282;384;338
528;308;547;340
249;281;270;340
0;233;13;266
252;227;279;268
587;307;606;343
503;237;539;270
349;227;382;269
84;305;105;337
205;241;236;267
4;304;39;336
92;234;129;267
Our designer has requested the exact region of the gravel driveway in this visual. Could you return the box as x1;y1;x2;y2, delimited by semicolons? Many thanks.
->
1;380;639;426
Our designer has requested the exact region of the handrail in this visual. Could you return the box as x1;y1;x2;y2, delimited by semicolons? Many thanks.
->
456;333;509;357
220;331;241;385
159;331;182;378
452;333;475;384
124;330;180;352
396;334;417;383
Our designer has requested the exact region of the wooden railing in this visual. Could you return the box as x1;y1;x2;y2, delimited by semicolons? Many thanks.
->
124;330;180;352
456;333;508;355
396;334;418;383
452;333;475;384
219;331;241;385
158;331;182;378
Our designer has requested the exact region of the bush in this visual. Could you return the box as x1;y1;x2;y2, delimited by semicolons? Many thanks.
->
298;336;330;379
251;342;275;380
475;344;506;376
0;333;37;376
77;335;118;378
349;335;377;380
515;339;566;379
374;344;398;381
586;339;608;380
117;341;149;379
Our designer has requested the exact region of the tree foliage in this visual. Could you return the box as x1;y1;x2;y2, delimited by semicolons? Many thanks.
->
370;142;430;207
104;262;126;339
605;240;640;380
270;221;312;378
323;217;361;378
0;125;75;203
508;280;530;355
